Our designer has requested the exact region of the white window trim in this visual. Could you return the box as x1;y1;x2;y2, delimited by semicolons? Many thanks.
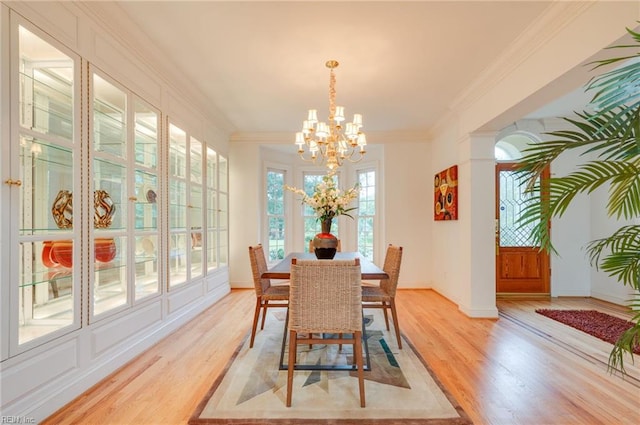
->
262;161;292;264
353;159;383;264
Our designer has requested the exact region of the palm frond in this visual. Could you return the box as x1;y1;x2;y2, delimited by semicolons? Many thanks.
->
587;225;640;289
519;23;640;372
608;158;640;218
517;110;638;187
608;323;639;374
608;290;640;374
590;26;640;69
608;288;640;374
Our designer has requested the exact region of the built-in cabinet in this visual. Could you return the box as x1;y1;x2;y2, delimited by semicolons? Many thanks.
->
12;20;82;353
90;70;161;318
1;6;230;420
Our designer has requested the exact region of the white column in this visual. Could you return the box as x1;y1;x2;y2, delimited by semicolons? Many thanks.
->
457;132;498;318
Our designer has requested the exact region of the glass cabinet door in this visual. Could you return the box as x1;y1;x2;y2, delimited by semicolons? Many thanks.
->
168;124;206;287
169;124;188;287
13;24;80;349
218;155;229;267
92;73;128;317
133;100;159;300
189;138;203;280
205;147;218;272
91;71;160;318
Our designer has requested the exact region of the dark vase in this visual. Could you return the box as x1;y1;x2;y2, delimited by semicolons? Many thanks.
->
313;218;338;259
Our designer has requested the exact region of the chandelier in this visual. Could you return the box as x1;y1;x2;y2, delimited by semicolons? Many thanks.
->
295;60;367;170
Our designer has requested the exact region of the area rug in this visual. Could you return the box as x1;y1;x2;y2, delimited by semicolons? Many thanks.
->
189;309;471;424
535;309;640;354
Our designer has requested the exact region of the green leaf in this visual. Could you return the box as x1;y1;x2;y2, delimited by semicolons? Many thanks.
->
516;25;640;371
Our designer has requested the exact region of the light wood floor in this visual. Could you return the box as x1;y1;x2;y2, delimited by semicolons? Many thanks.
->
43;289;640;425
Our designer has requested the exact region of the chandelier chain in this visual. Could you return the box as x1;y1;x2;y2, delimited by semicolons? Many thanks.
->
329;67;336;124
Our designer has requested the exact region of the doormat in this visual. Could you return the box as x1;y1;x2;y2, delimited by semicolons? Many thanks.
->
189;310;472;424
535;309;640;354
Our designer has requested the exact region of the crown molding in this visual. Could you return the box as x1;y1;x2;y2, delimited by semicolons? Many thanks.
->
448;1;594;114
72;1;235;135
230;130;430;145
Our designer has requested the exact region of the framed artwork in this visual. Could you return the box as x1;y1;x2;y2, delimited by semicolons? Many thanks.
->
434;165;458;220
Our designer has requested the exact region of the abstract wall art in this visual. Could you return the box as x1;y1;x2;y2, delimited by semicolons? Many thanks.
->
434;165;458;220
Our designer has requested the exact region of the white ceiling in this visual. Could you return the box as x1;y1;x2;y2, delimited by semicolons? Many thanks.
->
109;1;593;136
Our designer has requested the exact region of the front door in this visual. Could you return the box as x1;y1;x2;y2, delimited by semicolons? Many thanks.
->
495;163;550;294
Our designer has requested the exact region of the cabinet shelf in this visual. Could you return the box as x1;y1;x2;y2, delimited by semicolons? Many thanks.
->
20;253;158;290
135;131;157;145
27;144;74;169
94;109;124;140
21;70;73;104
21;269;72;288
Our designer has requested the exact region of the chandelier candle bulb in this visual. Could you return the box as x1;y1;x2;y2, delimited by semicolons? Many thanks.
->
317;122;329;138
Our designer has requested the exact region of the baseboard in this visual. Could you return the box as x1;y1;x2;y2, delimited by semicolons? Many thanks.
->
590;290;630;307
497;293;551;299
458;304;499;319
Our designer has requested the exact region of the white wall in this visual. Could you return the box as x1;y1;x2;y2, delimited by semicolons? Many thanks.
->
590;186;637;305
380;141;432;287
229;141;262;288
542;120;592;297
429;123;464;305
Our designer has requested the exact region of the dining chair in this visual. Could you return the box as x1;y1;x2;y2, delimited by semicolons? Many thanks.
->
286;258;365;408
361;244;403;349
248;244;289;348
308;238;342;253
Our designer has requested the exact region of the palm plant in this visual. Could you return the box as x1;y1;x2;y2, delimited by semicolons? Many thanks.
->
516;26;640;372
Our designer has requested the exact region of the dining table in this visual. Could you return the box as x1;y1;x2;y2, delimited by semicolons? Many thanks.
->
263;251;387;372
261;251;389;280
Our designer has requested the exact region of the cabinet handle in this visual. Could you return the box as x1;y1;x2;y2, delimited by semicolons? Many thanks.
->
129;196;138;201
4;179;22;186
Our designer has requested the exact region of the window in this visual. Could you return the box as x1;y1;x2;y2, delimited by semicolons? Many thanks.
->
273;164;377;257
266;169;286;261
357;169;376;260
301;172;344;250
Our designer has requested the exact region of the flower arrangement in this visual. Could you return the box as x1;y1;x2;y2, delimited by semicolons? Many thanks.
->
286;172;360;224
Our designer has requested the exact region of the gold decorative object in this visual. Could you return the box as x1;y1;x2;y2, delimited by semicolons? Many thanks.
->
94;189;116;228
51;189;116;230
295;60;367;170
51;190;73;229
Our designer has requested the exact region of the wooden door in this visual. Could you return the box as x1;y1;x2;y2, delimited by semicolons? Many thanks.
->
495;163;550;294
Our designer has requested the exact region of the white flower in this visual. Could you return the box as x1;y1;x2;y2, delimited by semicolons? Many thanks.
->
285;172;360;222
